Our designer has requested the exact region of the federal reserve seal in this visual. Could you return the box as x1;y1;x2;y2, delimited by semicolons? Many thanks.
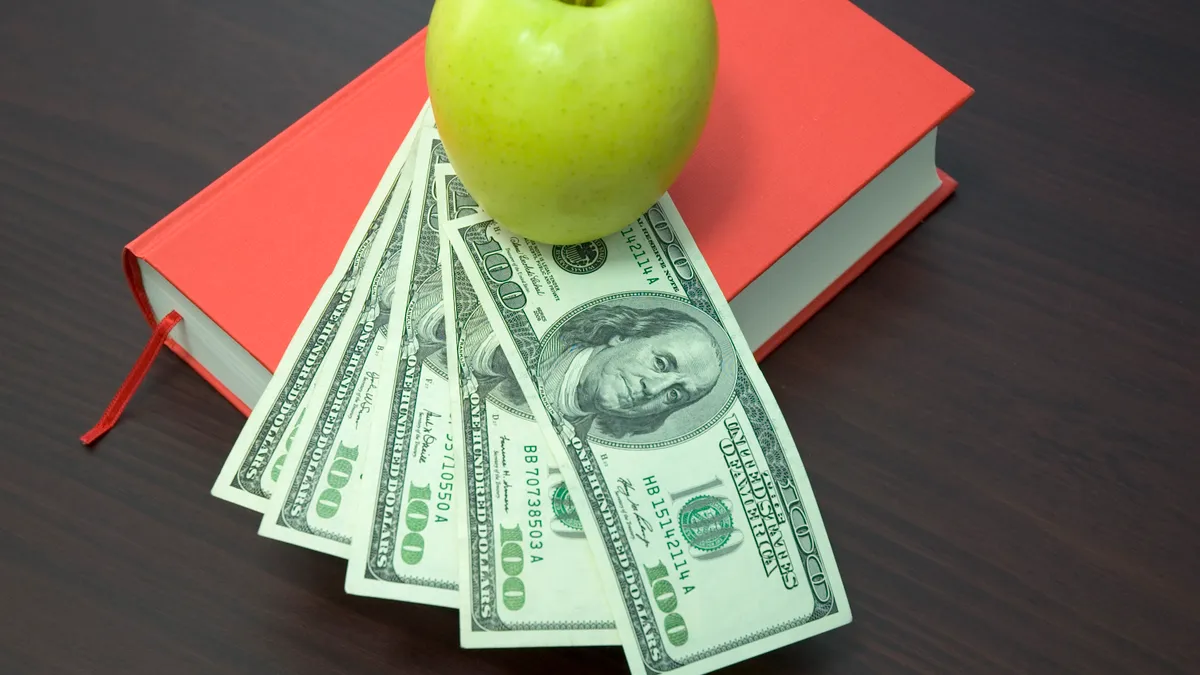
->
550;482;582;531
551;240;607;275
679;495;735;552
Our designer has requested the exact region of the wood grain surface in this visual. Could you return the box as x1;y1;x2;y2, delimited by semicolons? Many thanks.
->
1;1;1197;673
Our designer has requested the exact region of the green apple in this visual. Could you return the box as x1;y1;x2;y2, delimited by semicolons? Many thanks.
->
425;0;718;245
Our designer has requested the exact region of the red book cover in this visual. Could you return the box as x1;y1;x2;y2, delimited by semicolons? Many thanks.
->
117;0;972;420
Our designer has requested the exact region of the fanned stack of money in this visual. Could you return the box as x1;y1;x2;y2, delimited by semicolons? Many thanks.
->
211;101;851;675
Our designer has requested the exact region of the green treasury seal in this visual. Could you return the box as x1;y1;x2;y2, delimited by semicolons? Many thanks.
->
550;482;583;531
679;494;735;552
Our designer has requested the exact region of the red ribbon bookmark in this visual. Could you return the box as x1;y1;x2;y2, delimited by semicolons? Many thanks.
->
81;310;183;447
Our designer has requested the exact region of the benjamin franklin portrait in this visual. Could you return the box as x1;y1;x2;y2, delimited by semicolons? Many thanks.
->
404;272;448;377
368;242;405;340
458;305;530;417
535;295;738;446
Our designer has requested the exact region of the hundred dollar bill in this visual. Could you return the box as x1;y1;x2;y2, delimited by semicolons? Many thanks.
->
446;202;851;675
210;101;431;513
343;128;461;606
445;240;621;648
256;123;428;558
437;167;620;647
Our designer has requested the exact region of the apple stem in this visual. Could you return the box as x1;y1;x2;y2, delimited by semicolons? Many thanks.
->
566;0;596;5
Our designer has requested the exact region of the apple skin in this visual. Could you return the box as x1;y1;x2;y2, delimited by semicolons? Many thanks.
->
425;0;718;245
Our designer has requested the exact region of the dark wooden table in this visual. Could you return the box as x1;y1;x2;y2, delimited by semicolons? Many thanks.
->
2;1;1197;673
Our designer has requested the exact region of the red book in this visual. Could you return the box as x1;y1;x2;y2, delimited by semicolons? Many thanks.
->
99;0;971;436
